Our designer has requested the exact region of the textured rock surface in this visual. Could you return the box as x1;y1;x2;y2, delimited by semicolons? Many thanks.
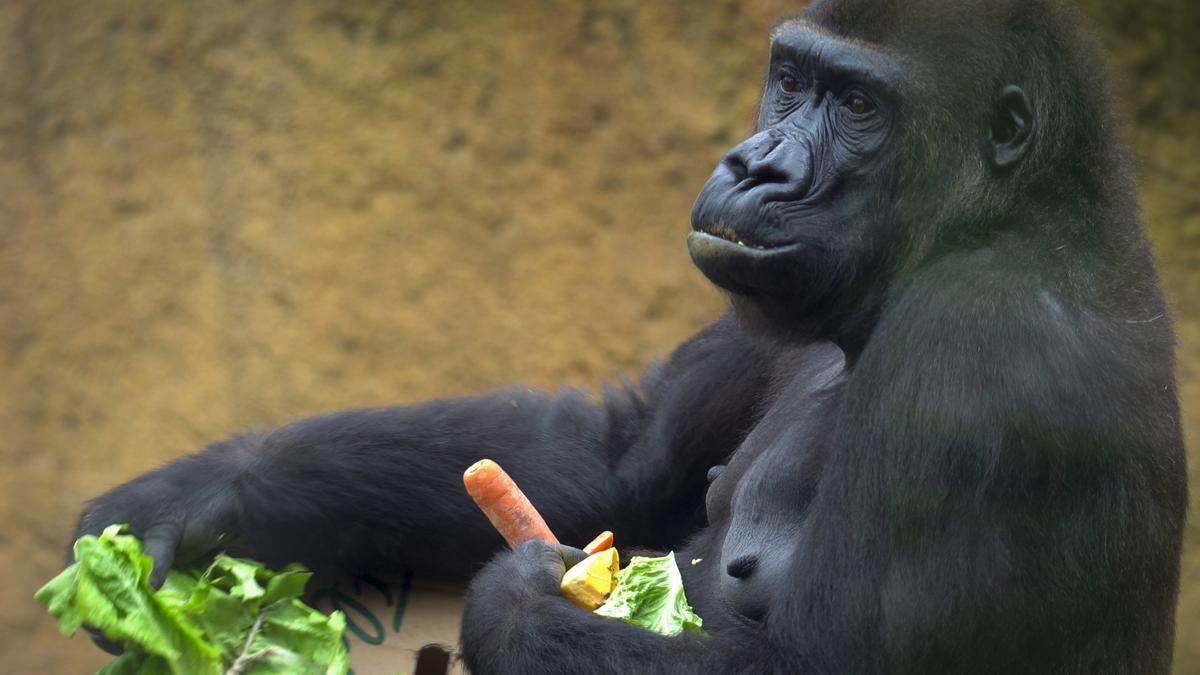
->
1;1;1196;672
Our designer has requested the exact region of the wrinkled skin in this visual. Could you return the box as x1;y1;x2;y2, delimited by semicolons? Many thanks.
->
73;1;1186;673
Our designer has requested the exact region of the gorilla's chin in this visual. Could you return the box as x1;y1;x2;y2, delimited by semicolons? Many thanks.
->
687;230;843;340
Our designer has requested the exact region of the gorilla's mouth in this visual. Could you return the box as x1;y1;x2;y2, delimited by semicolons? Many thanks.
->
687;230;800;257
696;222;776;250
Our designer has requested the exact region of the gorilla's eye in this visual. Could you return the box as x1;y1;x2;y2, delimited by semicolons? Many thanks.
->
779;75;800;94
847;94;874;115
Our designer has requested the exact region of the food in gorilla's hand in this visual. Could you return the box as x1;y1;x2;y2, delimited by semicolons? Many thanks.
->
462;459;702;632
463;458;560;548
582;530;614;555
595;552;704;637
560;548;621;610
36;525;349;675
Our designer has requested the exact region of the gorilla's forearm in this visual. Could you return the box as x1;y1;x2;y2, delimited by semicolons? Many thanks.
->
171;389;636;579
226;315;773;574
76;314;773;580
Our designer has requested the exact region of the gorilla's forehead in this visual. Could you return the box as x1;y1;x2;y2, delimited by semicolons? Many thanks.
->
778;0;1019;98
769;21;905;90
801;0;1011;32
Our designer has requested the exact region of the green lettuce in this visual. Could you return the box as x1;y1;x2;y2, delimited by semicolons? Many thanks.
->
35;525;349;675
595;552;704;637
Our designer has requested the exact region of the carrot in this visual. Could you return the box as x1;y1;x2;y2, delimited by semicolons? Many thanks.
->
463;459;559;548
582;530;614;555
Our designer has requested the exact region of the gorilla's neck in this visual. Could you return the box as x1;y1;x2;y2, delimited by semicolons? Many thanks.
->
727;291;875;364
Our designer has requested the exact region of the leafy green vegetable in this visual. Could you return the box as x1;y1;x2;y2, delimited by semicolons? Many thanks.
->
595;552;704;637
35;525;349;675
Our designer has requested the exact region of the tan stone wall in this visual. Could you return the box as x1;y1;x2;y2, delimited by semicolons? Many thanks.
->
1;1;1196;672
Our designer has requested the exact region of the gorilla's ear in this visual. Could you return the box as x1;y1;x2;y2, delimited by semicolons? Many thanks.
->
989;85;1035;169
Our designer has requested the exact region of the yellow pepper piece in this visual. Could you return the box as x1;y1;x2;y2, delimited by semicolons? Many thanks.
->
560;548;620;610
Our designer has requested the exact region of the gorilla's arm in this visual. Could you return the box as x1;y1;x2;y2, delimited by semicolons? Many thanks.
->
795;255;1187;673
75;313;773;582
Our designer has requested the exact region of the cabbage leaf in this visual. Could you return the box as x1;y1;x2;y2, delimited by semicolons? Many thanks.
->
35;525;348;675
594;552;704;637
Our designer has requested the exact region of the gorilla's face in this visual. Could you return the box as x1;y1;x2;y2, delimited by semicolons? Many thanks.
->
690;22;904;332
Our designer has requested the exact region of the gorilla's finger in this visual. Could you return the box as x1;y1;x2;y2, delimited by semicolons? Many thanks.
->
554;544;588;570
512;540;572;592
87;628;125;656
142;520;183;589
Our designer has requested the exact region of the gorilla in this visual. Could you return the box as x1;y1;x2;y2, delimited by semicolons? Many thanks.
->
74;0;1187;673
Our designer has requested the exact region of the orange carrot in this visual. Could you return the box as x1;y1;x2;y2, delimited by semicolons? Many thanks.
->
582;530;614;555
463;459;559;549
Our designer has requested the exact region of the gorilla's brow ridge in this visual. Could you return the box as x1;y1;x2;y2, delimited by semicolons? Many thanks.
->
769;22;904;95
770;17;898;60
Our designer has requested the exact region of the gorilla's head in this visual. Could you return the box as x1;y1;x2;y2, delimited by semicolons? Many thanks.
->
689;0;1121;350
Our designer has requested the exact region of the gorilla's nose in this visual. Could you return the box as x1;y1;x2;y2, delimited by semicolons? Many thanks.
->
721;131;812;197
726;554;759;579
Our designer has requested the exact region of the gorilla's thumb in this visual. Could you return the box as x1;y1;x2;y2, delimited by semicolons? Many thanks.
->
142;519;183;589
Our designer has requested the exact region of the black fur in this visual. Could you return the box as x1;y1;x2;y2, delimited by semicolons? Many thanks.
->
76;1;1186;673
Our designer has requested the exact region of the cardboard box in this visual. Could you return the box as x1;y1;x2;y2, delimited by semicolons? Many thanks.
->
309;575;467;675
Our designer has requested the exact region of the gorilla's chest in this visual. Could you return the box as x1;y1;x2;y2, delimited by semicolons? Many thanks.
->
704;344;845;622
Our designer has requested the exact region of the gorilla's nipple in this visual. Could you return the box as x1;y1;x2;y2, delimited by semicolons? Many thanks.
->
726;554;759;579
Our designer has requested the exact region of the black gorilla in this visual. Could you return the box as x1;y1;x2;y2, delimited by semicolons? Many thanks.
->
75;0;1187;673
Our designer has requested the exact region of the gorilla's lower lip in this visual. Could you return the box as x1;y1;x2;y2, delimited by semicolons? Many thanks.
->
686;231;804;295
687;231;800;257
692;226;787;251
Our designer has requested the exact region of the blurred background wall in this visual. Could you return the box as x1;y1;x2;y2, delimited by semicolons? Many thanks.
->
1;0;1197;672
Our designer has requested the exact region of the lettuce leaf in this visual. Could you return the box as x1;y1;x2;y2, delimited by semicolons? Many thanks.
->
36;525;349;675
594;552;704;637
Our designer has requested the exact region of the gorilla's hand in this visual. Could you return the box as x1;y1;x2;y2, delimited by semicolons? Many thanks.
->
461;540;589;656
73;465;237;585
461;539;713;673
478;540;589;596
71;443;252;591
76;486;234;587
73;466;237;654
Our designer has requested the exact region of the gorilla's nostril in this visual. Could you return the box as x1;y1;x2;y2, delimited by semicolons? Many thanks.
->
726;554;759;579
722;154;749;181
746;164;790;186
